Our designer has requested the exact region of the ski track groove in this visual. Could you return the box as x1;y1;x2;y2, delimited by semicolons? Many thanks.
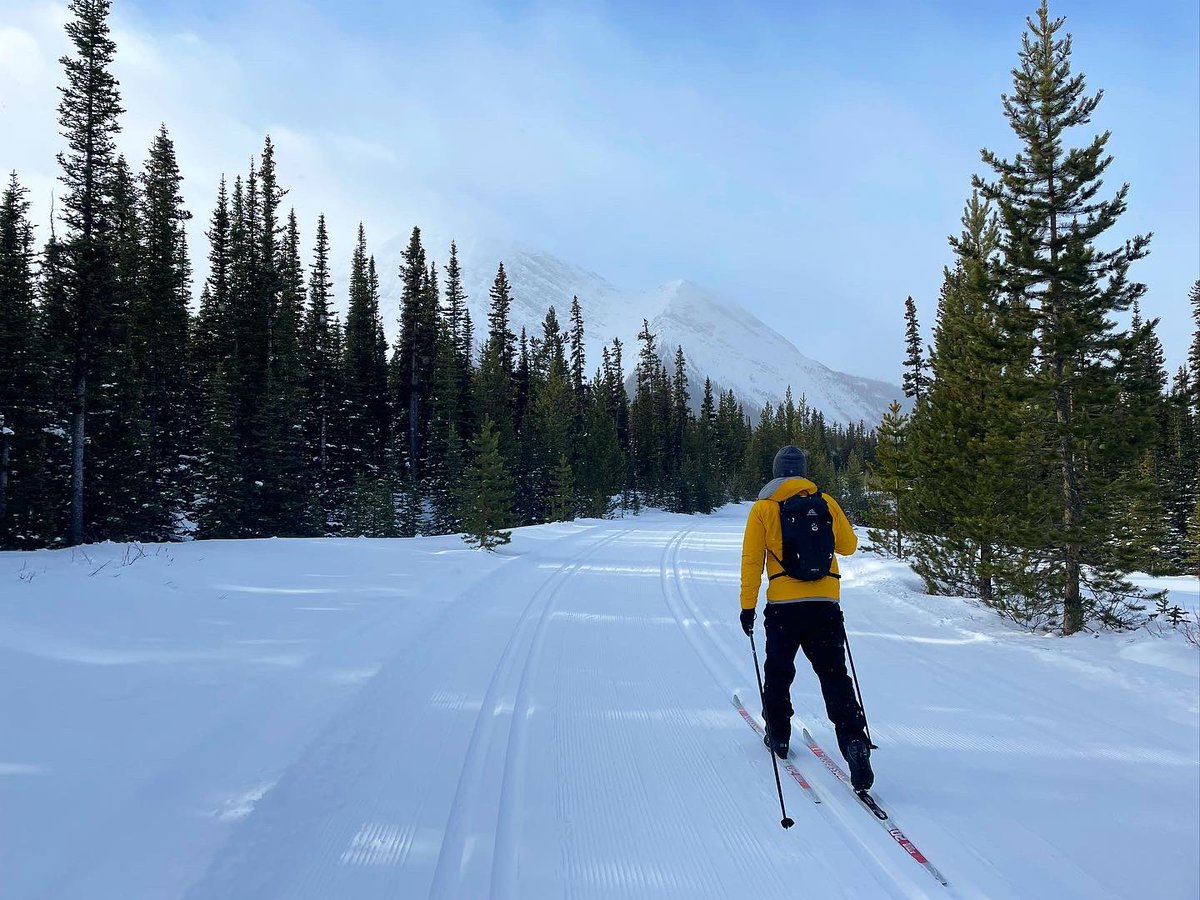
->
181;523;616;900
548;528;754;899
659;527;937;900
428;525;630;900
683;528;1134;900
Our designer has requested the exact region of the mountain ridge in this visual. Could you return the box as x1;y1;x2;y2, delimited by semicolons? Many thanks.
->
337;232;903;427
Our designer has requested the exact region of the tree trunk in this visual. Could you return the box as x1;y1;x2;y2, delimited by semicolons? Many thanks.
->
69;371;86;546
979;540;994;606
0;426;9;534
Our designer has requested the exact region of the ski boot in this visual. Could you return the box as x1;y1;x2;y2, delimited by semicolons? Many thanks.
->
842;737;874;792
763;730;789;760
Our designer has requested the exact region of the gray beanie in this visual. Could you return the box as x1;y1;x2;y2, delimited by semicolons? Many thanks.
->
772;445;808;479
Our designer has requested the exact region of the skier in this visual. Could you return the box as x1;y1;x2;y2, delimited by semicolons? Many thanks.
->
738;445;874;791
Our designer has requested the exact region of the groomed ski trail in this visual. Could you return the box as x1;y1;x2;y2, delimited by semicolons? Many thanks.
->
2;507;1196;899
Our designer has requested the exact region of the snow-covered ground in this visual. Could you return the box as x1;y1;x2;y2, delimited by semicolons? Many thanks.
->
1;508;1196;899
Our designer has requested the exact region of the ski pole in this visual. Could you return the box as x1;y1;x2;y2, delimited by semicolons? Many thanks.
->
750;630;794;830
842;616;876;750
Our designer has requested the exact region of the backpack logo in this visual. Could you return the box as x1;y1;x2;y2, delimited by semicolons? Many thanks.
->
806;509;818;517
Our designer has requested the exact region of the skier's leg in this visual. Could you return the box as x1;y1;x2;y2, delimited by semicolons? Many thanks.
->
797;602;865;747
798;602;873;789
762;603;803;746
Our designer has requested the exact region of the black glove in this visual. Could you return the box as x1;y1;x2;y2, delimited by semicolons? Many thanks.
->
740;608;756;636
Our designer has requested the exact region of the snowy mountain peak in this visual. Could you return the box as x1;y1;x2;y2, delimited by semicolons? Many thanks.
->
348;233;903;426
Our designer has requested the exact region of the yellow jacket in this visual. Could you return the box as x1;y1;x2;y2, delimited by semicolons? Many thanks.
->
740;477;858;610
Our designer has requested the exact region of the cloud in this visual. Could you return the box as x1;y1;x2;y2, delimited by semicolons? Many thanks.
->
0;0;1195;381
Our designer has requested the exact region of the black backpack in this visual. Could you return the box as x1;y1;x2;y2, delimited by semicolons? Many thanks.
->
769;491;838;582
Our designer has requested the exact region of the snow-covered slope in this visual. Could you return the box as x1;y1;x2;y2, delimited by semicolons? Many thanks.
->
354;234;903;425
649;279;904;424
2;513;1197;899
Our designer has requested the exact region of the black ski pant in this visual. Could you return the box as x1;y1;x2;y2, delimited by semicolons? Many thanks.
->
761;600;865;753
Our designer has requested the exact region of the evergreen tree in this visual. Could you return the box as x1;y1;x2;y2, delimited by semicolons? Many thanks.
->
1189;280;1200;410
85;155;149;540
576;368;625;518
901;296;927;404
424;292;466;534
195;364;245;538
259;208;311;535
302;215;338;526
1187;496;1200;579
906;192;1043;611
550;453;575;523
393;227;437;480
629;321;671;505
476;263;518;459
0;174;51;547
569;295;587;403
193;178;232;387
526;307;574;521
133;125;191;537
669;346;692;511
1162;368;1197;571
977;1;1155;634
461;418;514;550
344;224;390;471
866;401;910;558
53;0;125;545
443;242;474;445
344;472;399;538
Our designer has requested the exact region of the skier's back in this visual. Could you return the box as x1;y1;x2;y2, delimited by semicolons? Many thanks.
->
738;444;873;790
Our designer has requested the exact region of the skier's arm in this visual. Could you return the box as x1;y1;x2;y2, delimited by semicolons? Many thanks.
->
740;501;767;609
826;495;858;557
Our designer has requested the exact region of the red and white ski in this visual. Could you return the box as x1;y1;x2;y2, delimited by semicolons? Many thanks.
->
732;693;821;804
800;726;949;887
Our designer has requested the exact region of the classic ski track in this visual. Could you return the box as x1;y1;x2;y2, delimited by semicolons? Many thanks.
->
658;527;933;900
554;539;766;899
496;525;786;899
681;529;1112;899
181;523;623;900
428;525;630;899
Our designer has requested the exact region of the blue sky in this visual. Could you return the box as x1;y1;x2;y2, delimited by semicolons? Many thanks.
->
1;0;1197;380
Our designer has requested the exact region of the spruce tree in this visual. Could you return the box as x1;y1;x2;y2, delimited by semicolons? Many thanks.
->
462;418;514;550
527;307;574;521
86;155;149;540
1187;496;1200;579
669;346;692;511
476;263;518;459
0;175;51;547
424;295;466;534
866;401;910;558
550;453;575;523
393;227;437;480
344;225;390;471
54;0;124;545
901;296;927;404
443;242;474;446
977;1;1154;634
196;364;245;538
344;472;398;538
576;370;625;518
906;192;1044;611
133;125;192;537
259;208;311;535
193;178;232;388
1189;280;1200;411
302;215;338;526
